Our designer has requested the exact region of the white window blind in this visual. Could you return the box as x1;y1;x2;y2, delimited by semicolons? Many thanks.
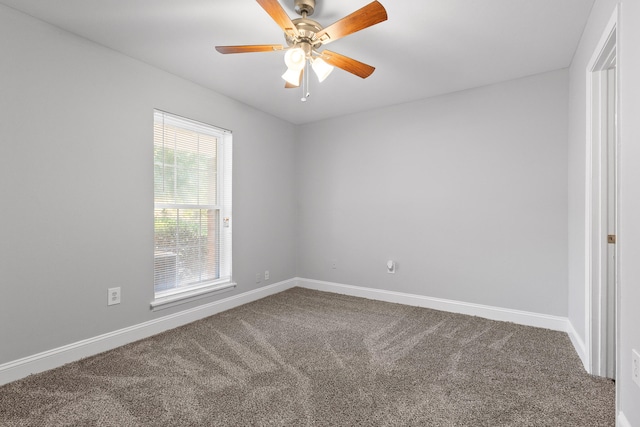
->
153;110;232;302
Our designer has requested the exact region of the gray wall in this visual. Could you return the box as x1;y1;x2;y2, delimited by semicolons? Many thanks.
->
567;0;640;423
0;5;297;364
296;70;569;316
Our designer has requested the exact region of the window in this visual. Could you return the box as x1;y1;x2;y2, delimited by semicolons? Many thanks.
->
152;110;233;308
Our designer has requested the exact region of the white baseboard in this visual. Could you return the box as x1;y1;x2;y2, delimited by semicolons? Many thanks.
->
618;411;631;427
0;277;584;387
297;278;570;332
0;279;297;386
566;320;588;371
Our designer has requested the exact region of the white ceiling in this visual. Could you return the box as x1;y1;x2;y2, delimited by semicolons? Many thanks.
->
1;0;594;124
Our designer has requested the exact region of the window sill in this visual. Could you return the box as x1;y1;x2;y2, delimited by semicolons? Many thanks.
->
150;281;237;311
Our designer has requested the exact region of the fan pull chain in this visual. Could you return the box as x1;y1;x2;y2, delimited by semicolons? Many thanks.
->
301;59;310;102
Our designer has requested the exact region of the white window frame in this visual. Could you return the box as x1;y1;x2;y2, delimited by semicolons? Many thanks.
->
151;110;234;310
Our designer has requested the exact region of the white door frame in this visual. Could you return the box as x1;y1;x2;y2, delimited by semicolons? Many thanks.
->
584;7;619;379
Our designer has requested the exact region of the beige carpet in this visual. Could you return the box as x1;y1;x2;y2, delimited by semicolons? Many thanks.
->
0;287;614;426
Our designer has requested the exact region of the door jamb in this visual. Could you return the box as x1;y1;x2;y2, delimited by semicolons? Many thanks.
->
584;6;619;380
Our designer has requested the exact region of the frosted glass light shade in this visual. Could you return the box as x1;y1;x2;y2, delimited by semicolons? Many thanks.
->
282;68;302;86
311;58;334;82
284;47;306;70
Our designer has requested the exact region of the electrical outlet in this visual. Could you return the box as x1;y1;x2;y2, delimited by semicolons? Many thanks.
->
255;273;261;284
108;287;121;306
264;270;270;280
632;349;640;388
330;259;337;269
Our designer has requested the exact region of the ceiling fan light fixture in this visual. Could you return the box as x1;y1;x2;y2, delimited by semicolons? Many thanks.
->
284;47;306;71
282;68;302;86
311;57;334;82
215;0;388;95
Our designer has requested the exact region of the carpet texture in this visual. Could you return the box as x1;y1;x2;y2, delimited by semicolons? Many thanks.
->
0;287;614;426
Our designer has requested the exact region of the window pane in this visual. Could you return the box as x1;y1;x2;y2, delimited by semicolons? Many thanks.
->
154;208;178;292
199;134;218;205
153;122;217;206
153;208;219;292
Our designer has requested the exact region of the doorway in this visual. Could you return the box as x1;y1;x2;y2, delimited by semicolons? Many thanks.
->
586;11;618;379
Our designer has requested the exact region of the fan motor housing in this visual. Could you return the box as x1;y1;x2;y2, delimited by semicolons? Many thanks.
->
285;17;323;47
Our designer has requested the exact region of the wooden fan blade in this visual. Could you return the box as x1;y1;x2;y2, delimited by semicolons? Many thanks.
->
215;44;284;54
320;50;375;79
256;0;299;37
315;1;387;44
284;69;303;88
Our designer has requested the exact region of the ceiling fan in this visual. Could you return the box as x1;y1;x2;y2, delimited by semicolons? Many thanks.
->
215;0;387;94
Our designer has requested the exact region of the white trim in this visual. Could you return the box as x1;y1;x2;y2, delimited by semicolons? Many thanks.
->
0;277;586;387
151;281;236;311
297;278;570;332
567;320;588;371
617;411;632;427
584;5;619;380
0;279;297;386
